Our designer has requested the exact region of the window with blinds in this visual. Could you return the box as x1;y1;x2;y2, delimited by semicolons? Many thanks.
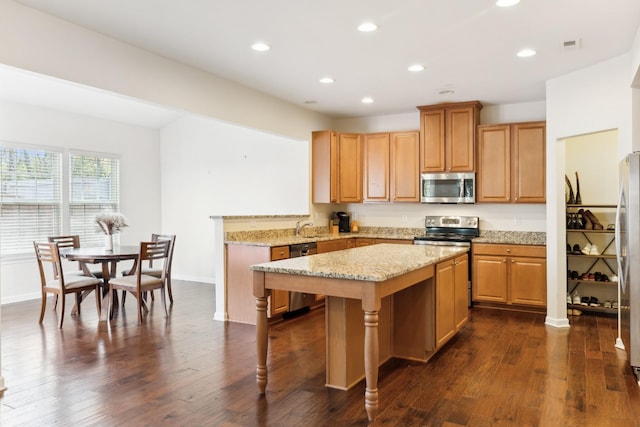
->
69;151;120;247
0;146;63;256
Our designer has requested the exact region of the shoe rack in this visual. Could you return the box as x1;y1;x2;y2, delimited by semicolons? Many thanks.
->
566;204;618;315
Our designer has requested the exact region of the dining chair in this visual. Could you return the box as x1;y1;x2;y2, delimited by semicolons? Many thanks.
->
108;240;171;324
34;241;102;328
48;235;104;277
121;233;176;304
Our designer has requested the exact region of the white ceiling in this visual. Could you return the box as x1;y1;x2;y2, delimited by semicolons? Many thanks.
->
4;0;640;126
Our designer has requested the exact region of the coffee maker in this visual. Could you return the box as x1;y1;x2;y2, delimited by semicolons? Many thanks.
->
336;212;351;233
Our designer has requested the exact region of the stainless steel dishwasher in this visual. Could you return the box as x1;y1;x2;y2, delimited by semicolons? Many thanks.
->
286;242;317;315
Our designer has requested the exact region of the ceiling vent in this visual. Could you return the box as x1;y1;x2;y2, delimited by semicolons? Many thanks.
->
563;38;581;50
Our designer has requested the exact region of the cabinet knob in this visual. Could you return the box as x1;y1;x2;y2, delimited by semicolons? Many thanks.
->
503;259;507;263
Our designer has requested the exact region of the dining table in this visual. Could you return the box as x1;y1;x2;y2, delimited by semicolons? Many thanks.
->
60;245;140;321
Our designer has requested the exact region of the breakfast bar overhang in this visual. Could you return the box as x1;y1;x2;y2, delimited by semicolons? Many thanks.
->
251;244;468;422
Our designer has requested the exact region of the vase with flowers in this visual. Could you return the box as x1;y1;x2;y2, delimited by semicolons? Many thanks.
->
95;212;128;251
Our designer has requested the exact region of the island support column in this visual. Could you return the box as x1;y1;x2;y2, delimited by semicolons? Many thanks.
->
364;310;379;422
254;271;268;393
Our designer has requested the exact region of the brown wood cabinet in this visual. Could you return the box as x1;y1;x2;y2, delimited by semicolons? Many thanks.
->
363;133;390;202
226;244;293;324
363;131;420;203
269;246;290;316
435;254;469;349
312;131;362;203
317;239;351;253
417;101;482;173
472;243;546;308
477;121;546;203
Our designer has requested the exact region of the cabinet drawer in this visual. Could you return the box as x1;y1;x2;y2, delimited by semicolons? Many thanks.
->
271;246;290;260
473;243;545;258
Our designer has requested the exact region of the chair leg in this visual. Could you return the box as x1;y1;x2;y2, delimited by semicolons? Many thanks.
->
160;286;168;317
39;292;47;323
108;286;114;320
122;290;126;306
75;292;82;316
167;276;173;305
58;294;66;328
137;292;143;324
53;294;58;310
95;286;101;317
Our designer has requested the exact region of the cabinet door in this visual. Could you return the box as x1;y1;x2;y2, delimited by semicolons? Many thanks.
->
390;131;420;202
473;254;508;302
338;133;363;202
454;254;469;330
317;239;348;253
477;125;511;203
510;256;547;306
355;238;376;247
435;259;456;348
420;109;446;172
446;106;476;172
512;122;546;203
269;246;290;316
312;130;338;203
363;133;390;202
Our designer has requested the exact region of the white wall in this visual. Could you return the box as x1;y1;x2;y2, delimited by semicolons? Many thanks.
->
160;115;310;283
546;54;634;328
0;99;161;303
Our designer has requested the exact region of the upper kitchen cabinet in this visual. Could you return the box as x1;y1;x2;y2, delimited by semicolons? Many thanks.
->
417;101;482;173
477;121;546;203
363;131;420;203
312;131;363;203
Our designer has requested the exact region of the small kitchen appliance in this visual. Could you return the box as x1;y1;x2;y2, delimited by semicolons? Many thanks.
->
336;212;351;233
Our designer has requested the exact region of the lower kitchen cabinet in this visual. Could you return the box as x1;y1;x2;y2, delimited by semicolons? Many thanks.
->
435;253;469;349
472;243;546;308
269;245;290;316
317;239;352;253
227;244;292;324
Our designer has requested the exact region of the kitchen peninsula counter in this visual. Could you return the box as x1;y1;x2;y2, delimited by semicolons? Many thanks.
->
251;244;468;423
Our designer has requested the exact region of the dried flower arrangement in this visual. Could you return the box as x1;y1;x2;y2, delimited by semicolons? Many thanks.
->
95;212;129;235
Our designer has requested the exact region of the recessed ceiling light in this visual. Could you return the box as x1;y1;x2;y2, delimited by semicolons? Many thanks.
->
517;48;536;57
496;0;520;6
251;42;270;52
361;97;374;104
358;22;378;32
408;64;425;72
319;77;335;84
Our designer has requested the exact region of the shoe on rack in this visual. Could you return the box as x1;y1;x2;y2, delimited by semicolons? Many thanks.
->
584;210;604;230
580;296;590;306
589;297;601;307
581;243;592;255
567;293;572;304
610;275;618;283
613;301;619;309
589;245;600;256
567;244;572;253
604;301;612;309
572;244;582;255
572;292;581;305
573;308;582;316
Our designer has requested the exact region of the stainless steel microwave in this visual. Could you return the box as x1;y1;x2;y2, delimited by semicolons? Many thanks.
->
420;172;476;204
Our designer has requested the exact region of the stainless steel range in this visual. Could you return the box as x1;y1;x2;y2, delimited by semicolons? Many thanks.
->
414;215;479;306
413;215;479;247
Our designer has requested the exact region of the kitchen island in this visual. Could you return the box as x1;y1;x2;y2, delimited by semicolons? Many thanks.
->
251;243;468;423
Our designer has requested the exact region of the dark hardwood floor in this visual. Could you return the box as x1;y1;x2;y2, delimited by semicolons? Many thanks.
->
1;281;639;426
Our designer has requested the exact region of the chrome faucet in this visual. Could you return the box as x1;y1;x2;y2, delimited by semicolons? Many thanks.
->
296;220;313;236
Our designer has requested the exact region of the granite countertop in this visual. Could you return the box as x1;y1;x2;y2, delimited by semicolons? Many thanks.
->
251;244;467;282
226;228;546;247
225;226;421;247
473;230;546;246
